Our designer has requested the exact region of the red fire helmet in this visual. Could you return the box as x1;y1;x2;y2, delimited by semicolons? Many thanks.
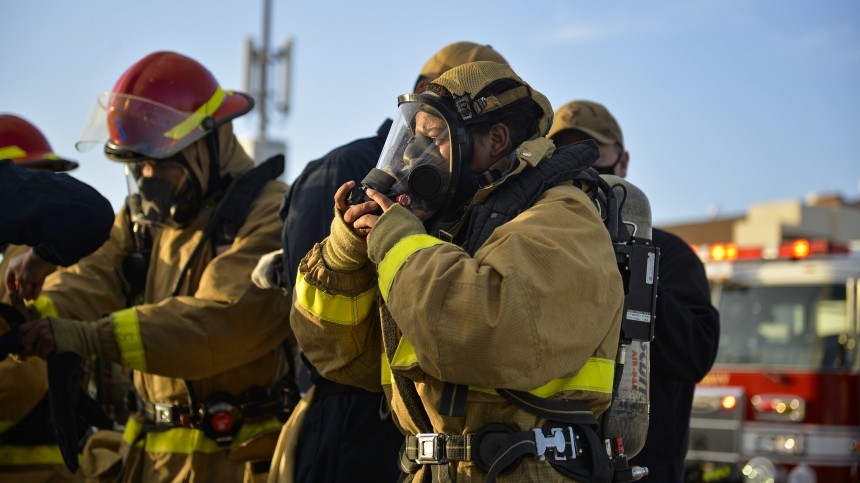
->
0;114;78;171
77;51;254;161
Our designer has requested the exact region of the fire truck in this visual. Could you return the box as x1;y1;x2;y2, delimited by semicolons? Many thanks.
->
684;238;860;483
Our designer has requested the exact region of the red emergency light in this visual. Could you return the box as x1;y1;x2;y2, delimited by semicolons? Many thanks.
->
699;239;849;262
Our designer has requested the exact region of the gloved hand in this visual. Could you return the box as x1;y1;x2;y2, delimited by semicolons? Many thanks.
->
251;249;285;289
17;317;103;360
321;206;370;272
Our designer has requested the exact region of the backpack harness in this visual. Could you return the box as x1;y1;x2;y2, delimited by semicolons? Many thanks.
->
122;154;300;447
389;141;658;483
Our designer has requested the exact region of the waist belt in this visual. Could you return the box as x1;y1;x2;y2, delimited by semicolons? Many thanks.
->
404;422;609;483
135;387;287;447
137;398;193;428
405;433;475;464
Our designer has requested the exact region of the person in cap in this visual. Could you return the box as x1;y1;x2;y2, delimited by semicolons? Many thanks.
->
0;113;114;483
15;51;295;482
547;100;720;483
290;61;623;482
254;41;509;483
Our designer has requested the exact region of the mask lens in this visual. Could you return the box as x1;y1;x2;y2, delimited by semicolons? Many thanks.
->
371;100;455;220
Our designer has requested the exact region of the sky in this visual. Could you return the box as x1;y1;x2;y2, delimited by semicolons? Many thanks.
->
2;0;859;226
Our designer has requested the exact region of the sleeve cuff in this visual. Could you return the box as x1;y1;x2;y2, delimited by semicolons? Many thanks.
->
368;204;426;265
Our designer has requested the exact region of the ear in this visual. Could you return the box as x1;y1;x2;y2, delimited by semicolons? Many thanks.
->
617;150;630;178
487;122;511;157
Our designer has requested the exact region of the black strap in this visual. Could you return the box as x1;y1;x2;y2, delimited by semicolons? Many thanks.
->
383;304;454;483
437;381;468;418
381;304;432;432
496;389;598;426
170;154;284;423
47;352;113;473
170;154;284;296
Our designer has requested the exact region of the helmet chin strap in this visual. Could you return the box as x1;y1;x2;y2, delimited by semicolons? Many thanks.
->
202;118;224;200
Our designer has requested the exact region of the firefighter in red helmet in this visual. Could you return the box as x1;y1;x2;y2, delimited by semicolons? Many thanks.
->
16;52;296;482
1;113;114;482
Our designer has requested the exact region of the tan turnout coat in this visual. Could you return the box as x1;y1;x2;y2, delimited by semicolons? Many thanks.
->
37;124;293;482
291;143;624;482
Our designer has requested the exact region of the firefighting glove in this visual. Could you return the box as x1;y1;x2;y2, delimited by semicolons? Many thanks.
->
252;249;286;289
49;317;106;360
47;351;113;473
322;207;370;272
367;204;427;266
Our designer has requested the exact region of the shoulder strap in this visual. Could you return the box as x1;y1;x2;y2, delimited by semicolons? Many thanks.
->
462;141;601;255
170;154;284;296
175;154;285;417
212;154;286;246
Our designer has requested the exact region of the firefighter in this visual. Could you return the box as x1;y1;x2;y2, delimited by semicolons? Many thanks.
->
0;113;113;483
15;51;295;483
547;100;720;483
289;61;623;482
255;41;510;483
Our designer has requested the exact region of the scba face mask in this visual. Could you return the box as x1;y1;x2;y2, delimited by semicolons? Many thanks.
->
350;93;471;221
125;157;200;228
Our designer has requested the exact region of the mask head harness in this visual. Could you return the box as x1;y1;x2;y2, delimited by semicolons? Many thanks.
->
357;61;553;222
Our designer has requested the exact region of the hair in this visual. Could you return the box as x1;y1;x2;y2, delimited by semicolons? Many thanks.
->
426;79;543;149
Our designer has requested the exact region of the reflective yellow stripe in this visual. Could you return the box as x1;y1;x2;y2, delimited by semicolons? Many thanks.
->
390;337;419;369
381;352;392;386
377;234;447;302
113;308;147;371
0;443;70;466
31;295;59;317
471;357;615;396
122;416;283;454
0;145;26;160
527;357;614;396
163;87;226;140
294;272;377;326
386;335;614;396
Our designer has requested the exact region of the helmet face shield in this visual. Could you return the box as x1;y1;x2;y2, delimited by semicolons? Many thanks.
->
77;92;210;161
368;94;469;220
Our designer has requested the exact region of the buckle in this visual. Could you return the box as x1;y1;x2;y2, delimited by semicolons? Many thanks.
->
152;403;176;425
533;426;578;462
415;433;448;464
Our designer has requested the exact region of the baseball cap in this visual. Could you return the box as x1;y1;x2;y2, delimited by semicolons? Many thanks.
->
419;41;508;80
546;100;624;146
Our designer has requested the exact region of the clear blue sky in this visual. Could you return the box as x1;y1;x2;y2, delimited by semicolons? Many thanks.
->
2;0;858;225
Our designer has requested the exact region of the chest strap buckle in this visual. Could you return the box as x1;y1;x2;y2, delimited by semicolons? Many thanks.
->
415;433;448;464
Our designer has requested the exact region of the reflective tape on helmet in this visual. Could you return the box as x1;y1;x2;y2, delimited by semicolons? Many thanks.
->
163;87;226;141
112;308;147;371
377;234;448;302
387;335;614;396
122;416;282;454
294;272;377;326
0;145;26;160
0;443;70;466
